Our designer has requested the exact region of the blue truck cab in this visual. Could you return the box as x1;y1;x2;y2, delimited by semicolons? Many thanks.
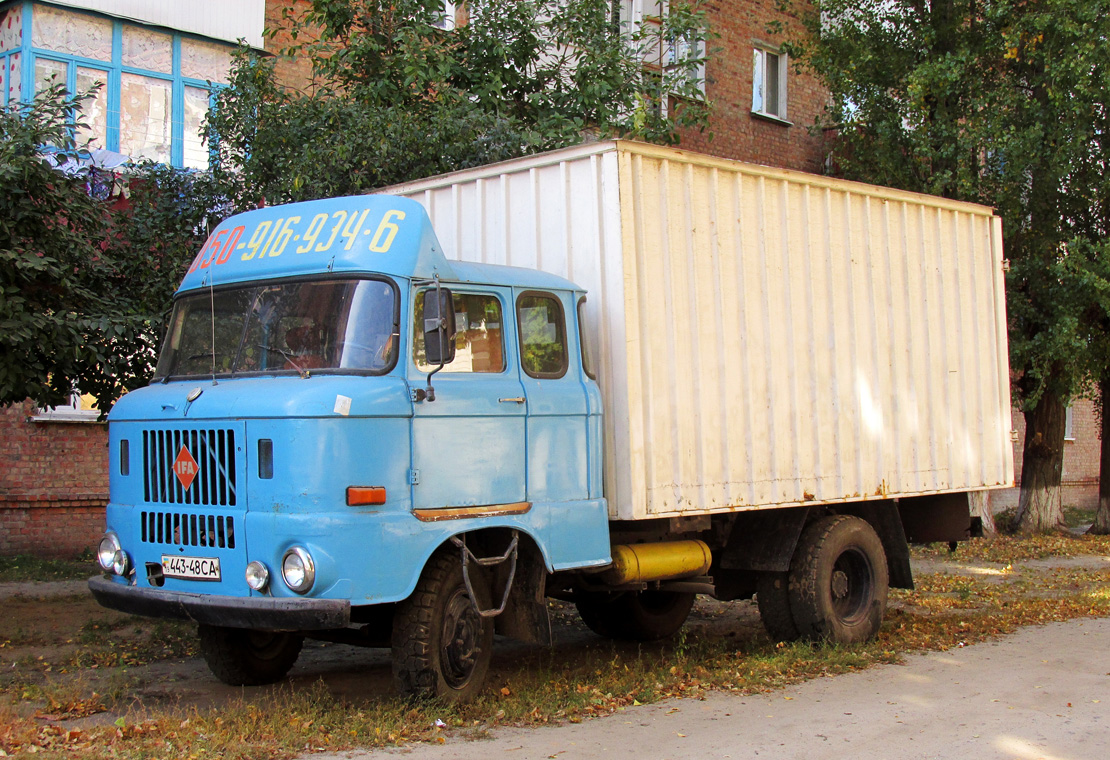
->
90;195;614;700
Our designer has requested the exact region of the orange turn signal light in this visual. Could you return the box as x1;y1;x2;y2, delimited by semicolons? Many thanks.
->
346;486;387;506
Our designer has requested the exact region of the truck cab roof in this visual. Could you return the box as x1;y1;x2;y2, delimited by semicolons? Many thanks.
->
179;195;583;296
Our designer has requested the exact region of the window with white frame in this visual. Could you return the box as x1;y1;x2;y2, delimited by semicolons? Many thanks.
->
752;45;789;123
33;391;100;422
1065;404;1075;441
4;2;233;169
432;1;457;30
619;0;706;99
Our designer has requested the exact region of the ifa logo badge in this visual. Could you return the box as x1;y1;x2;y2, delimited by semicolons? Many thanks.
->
174;445;199;489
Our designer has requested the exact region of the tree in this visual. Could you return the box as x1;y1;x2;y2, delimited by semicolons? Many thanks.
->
207;0;714;206
1;87;231;413
787;0;1107;532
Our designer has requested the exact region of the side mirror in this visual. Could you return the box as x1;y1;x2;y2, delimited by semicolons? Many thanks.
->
423;287;456;366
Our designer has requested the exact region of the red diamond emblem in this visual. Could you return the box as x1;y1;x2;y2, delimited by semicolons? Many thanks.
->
173;445;199;490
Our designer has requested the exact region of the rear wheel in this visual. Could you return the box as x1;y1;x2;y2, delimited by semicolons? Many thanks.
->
392;550;494;702
198;626;303;686
575;589;695;641
756;571;801;643
788;515;888;644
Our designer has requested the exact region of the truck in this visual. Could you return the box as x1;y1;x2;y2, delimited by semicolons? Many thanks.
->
89;140;1014;702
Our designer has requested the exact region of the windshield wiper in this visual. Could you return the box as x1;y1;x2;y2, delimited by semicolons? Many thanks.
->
258;344;311;379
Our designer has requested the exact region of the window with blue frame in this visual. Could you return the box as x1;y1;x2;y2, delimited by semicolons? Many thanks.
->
0;1;233;169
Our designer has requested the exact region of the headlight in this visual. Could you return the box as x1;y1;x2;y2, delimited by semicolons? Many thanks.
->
111;549;130;577
245;561;270;591
98;533;122;572
281;547;315;593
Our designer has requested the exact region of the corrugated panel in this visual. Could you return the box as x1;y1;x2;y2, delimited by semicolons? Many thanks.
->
47;1;266;48
385;141;1013;521
617;146;1012;519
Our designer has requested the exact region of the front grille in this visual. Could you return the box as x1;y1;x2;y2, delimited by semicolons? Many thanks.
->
140;510;236;549
142;428;237;506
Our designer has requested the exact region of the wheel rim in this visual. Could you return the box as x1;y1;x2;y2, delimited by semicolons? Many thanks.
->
441;587;483;689
829;547;874;624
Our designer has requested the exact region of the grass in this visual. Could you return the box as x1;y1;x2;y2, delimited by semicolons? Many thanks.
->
0;553;97;583
0;533;1108;759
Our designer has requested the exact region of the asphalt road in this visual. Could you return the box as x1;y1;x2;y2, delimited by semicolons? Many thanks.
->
312;617;1110;760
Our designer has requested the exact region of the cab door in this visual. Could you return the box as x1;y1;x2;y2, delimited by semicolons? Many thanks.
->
514;290;589;503
410;287;527;509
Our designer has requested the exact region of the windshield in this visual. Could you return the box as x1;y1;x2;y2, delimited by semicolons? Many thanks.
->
154;278;398;379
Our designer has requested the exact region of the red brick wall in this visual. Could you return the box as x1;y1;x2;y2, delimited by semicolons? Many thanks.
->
0;401;107;557
676;0;828;173
265;0;318;95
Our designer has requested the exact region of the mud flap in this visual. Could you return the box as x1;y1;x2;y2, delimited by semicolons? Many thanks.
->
899;492;975;544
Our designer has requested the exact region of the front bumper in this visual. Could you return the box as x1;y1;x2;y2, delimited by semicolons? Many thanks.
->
88;576;351;631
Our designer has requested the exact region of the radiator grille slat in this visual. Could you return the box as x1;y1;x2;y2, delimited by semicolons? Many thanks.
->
139;511;236;549
141;427;237;507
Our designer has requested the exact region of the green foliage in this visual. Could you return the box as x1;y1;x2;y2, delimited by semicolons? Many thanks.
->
210;0;714;205
1;88;232;412
0;87;132;411
788;0;1110;410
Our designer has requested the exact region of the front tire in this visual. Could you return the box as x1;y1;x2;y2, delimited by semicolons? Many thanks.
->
788;515;888;644
197;626;303;686
391;549;494;702
575;589;695;641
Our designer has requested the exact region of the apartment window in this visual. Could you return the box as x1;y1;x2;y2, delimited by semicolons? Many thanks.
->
752;46;789;123
1065;405;1075;441
432;1;457;30
34;392;100;423
8;3;233;168
667;30;706;97
619;1;706;101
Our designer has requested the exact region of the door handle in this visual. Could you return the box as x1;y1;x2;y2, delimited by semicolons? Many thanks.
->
499;397;526;404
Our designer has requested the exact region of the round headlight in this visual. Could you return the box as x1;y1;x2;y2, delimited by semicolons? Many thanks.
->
111;549;130;577
281;546;315;594
245;560;270;591
98;533;122;572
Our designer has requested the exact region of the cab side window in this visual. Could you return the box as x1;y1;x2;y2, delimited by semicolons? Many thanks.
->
414;292;505;373
518;293;567;378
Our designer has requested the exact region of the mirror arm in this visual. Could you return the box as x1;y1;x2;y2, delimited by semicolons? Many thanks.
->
424;274;446;402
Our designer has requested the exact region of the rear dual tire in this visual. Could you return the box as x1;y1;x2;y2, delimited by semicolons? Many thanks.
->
575;589;695;641
757;515;888;645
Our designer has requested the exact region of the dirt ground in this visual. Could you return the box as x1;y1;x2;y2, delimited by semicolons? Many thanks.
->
1;554;1107;754
0;578;767;729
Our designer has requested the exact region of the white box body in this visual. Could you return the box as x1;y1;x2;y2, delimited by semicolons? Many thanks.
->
385;141;1014;521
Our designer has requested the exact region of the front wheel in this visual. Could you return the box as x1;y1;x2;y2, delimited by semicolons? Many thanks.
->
575;589;695;641
392;550;494;702
788;515;888;644
197;626;303;686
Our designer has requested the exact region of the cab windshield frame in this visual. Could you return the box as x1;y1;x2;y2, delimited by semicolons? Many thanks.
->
153;275;401;381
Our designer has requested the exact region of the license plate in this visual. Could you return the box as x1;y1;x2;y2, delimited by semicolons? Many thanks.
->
161;554;221;581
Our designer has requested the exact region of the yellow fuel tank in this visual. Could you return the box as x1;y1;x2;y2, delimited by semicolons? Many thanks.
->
603;540;712;585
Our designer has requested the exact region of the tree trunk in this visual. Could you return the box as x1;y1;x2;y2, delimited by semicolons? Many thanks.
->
1013;390;1068;533
1090;377;1110;535
969;491;996;535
